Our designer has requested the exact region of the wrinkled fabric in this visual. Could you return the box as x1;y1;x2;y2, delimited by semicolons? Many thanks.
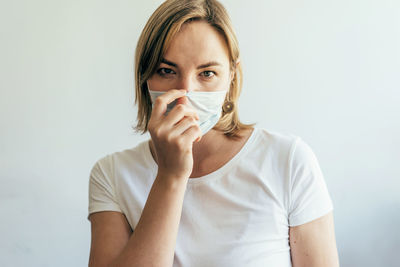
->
88;128;334;267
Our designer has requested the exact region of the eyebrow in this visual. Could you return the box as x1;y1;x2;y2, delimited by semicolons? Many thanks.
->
161;58;222;69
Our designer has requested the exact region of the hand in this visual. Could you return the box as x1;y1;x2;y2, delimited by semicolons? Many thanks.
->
148;89;202;181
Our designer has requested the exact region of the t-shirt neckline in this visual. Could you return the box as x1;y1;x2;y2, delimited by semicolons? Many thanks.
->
143;128;259;185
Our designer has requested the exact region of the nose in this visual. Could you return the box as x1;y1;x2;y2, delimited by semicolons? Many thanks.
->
176;73;196;92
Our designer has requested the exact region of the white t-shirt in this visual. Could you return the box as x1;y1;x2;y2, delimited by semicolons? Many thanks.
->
88;128;334;267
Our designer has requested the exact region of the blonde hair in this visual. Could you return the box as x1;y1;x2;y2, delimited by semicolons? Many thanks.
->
134;0;253;138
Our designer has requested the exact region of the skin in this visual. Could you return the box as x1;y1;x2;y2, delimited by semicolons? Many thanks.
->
290;212;340;267
88;20;340;267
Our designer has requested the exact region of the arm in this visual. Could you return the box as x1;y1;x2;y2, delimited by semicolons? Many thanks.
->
289;211;340;267
88;211;131;267
89;176;188;267
88;89;202;267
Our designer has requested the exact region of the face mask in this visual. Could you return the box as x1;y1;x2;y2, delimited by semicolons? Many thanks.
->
148;89;227;135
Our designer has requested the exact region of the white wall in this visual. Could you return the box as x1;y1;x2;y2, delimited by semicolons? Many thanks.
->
0;0;398;266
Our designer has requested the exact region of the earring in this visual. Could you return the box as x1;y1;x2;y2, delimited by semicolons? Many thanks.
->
222;101;234;113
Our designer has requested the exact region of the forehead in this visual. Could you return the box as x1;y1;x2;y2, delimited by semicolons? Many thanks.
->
163;20;231;66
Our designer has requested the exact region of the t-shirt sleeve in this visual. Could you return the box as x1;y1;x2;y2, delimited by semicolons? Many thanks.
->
287;137;334;227
88;155;122;220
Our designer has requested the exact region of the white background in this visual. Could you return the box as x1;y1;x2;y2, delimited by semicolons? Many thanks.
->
1;0;399;266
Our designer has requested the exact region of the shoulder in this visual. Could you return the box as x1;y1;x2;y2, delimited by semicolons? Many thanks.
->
249;127;300;157
252;128;319;162
238;128;303;181
287;136;322;175
90;139;152;176
248;128;324;181
255;127;298;144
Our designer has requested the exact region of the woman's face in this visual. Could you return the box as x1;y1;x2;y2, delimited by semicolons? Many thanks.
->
147;20;233;92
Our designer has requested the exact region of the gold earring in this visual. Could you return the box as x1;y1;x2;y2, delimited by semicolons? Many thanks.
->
223;101;234;113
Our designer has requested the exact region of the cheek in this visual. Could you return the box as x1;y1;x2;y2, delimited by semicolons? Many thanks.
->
146;77;171;92
208;74;231;91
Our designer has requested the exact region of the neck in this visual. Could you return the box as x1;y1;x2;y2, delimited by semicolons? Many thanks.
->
192;129;226;159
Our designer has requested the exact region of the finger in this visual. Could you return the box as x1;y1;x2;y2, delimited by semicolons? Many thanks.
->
163;103;199;126
176;95;196;113
171;116;199;136
176;95;188;105
180;124;202;143
152;89;187;117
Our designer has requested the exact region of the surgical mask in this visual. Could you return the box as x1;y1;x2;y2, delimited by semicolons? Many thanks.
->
148;89;227;135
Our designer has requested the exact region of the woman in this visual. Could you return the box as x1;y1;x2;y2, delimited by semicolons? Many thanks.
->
88;0;340;266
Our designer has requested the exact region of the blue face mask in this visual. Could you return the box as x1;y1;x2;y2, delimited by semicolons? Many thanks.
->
148;89;228;135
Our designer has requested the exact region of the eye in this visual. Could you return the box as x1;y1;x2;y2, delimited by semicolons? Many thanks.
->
201;71;216;78
157;68;176;76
